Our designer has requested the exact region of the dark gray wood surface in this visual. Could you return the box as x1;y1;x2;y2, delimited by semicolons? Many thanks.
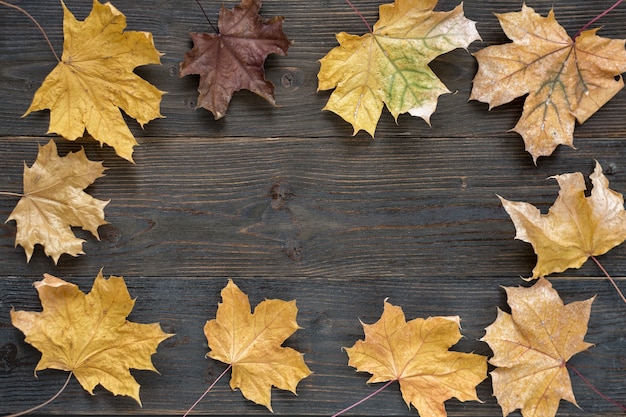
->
0;0;625;415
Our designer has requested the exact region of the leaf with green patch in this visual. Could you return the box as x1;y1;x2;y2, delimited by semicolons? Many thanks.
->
317;0;480;136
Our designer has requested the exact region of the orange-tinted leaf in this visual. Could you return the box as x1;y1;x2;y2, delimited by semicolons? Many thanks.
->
471;5;626;161
499;161;626;279
318;0;480;136
180;0;290;119
10;271;173;405
345;300;487;417
6;140;108;264
204;280;311;411
481;278;594;417
24;0;164;162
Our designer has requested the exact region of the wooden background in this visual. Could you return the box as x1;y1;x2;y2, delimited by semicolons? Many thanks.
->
1;0;626;415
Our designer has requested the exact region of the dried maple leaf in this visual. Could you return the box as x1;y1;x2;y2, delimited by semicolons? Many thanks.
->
344;300;487;417
10;271;173;405
24;0;165;162
481;278;594;417
204;279;311;411
6;140;109;264
470;5;626;162
317;0;480;136
499;161;626;279
179;0;290;119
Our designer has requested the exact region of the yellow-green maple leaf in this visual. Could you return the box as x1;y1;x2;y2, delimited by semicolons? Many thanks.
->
317;0;480;136
24;0;165;162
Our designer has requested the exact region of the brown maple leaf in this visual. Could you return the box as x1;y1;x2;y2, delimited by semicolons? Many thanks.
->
180;0;291;119
318;0;480;136
6;140;109;264
481;278;594;417
470;5;626;161
24;0;165;162
344;300;487;417
499;161;626;279
10;271;173;405
204;279;311;411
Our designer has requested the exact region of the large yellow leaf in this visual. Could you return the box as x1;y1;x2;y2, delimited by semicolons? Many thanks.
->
6;140;108;264
499;161;626;279
24;0;165;162
471;5;626;161
344;300;487;417
481;278;594;417
10;271;173;405
204;280;311;411
317;0;480;136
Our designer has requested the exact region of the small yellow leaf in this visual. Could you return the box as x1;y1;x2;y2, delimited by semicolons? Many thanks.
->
317;0;480;136
345;300;487;417
499;161;626;279
204;279;311;411
24;0;165;162
481;278;594;417
6;140;108;264
10;271;173;405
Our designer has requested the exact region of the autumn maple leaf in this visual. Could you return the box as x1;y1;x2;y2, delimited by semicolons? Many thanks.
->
10;271;173;405
344;300;487;417
180;0;290;119
482;278;594;417
317;0;480;137
6;140;108;264
470;5;626;162
24;0;165;162
204;280;311;411
499;161;626;279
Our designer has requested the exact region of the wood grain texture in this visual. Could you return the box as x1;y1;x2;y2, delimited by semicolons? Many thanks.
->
0;0;625;415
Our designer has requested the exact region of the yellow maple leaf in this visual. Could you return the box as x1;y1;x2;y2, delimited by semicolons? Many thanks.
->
24;0;165;162
481;278;594;417
470;5;626;162
6;140;109;264
317;0;480;136
344;300;487;417
10;271;173;405
204;279;311;411
499;161;626;279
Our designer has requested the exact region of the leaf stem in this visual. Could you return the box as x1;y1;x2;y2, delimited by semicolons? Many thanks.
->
567;363;626;411
182;364;232;416
5;372;72;417
330;379;395;417
590;255;626;304
345;0;373;33
0;191;23;198
0;1;60;62
573;0;624;39
193;0;219;35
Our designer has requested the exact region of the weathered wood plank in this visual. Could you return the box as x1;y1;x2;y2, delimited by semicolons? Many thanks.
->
1;276;625;415
0;136;625;279
1;0;625;140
